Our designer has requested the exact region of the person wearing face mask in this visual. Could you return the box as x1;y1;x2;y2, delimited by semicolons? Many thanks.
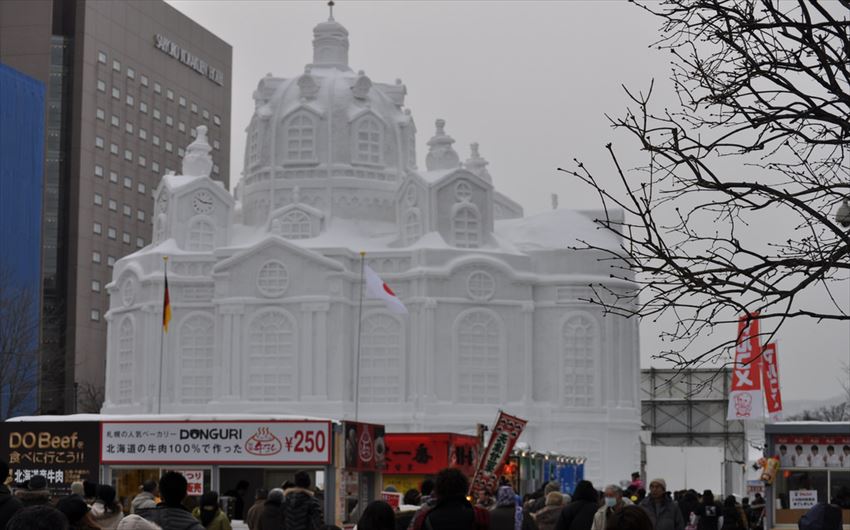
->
592;485;632;530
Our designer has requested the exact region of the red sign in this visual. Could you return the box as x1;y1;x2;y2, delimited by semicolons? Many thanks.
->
381;491;402;510
469;411;527;498
761;343;783;418
727;315;764;420
177;470;204;496
343;421;386;471
383;433;479;475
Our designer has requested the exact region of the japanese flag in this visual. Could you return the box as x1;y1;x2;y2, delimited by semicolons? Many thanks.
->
364;265;408;314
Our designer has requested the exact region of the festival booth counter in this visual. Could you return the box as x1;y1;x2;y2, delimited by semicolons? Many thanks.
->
763;423;850;530
380;433;479;494
2;414;383;526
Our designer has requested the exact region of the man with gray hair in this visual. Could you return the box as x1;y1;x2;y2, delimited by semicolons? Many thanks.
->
260;488;285;530
592;484;632;530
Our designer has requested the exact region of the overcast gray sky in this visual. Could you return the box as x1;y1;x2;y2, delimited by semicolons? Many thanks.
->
167;0;849;403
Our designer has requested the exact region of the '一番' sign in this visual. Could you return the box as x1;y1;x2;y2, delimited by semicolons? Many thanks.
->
101;421;332;464
154;34;224;86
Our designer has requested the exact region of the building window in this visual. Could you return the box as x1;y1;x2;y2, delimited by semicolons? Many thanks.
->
125;122;133;134
117;317;134;403
190;128;197;139
187;218;215;251
123;205;131;217
139;128;147;140
96;108;105;121
166;88;174;101
91;309;100;321
136;237;144;248
153;109;161;121
165;115;173;127
257;261;289;297
203;109;210;120
360;314;402;403
178;147;185;157
178;121;186;133
112;87;120;99
127;67;135;79
455;181;473;202
213;114;221;126
191;102;198;114
122;232;130;244
456;310;501;404
97;51;107;64
126;94;134;107
154;82;161;94
153;135;160;146
107;227;116;239
137;182;146;194
562;315;597;407
92;251;102;263
95;136;105;149
107;256;116;267
452;206;481;249
94;193;103;206
402;210;420;246
179;96;186;107
108;199;117;211
284;112;315;161
165;141;173;153
93;222;102;235
124;149;133;162
138;155;146;167
91;280;101;292
179;315;215;403
467;271;496;301
112;59;120;72
111;115;119;127
355;117;382;164
151;162;160;173
95;165;104;177
141;74;148;87
97;80;106;92
278;211;312;239
137;210;145;222
139;101;148;114
123;176;132;188
110;143;119;155
109;171;118;183
247;311;296;401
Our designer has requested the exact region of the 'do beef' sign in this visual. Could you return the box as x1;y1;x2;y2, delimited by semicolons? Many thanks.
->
469;411;527;499
101;421;331;464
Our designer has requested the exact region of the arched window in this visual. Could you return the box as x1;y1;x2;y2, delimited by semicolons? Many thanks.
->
285;112;316;161
361;314;403;403
117;317;134;404
247;311;296;400
248;127;260;166
456;310;501;403
562;315;597;407
186;217;215;251
277;210;312;239
452;206;481;249
179;315;215;403
355;117;382;164
402;209;420;246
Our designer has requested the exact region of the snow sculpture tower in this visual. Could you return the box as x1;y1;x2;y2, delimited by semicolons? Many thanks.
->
103;13;640;485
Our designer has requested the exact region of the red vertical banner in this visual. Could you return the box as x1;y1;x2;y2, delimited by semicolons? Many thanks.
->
727;314;764;420
761;342;783;420
469;411;527;499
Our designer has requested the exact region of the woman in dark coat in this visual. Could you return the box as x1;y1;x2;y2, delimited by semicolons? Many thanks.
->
719;496;744;530
555;481;598;530
490;486;537;530
259;489;285;530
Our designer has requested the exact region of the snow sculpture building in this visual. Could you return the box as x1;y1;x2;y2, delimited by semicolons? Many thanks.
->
102;14;640;484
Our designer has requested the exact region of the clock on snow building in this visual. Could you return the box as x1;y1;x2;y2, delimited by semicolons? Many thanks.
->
102;13;640;485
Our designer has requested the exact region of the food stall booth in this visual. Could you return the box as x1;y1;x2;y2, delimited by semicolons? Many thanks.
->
763;422;850;530
381;433;479;493
337;421;386;526
502;450;585;496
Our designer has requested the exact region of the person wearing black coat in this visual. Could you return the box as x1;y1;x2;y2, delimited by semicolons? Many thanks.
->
0;460;23;529
555;480;598;530
719;497;744;530
260;489;286;530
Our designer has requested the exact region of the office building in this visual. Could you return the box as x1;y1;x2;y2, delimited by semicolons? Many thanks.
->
0;0;232;413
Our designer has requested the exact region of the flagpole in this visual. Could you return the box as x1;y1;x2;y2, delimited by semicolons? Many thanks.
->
354;251;366;422
158;256;168;415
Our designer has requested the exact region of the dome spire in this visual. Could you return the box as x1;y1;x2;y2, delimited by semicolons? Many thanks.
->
312;2;350;69
425;119;460;171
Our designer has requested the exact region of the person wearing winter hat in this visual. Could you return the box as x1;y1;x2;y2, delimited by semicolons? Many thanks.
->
91;485;124;529
56;494;101;530
528;481;563;515
555;480;598;530
638;479;684;530
117;515;162;530
533;491;565;530
16;474;51;507
7;504;69;530
489;485;536;530
191;491;231;530
131;480;159;515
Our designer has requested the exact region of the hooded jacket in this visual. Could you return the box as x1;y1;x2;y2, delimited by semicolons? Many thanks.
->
14;488;51;507
639;496;685;530
282;487;323;530
0;484;23;529
132;492;158;514
556;482;598;530
141;505;205;530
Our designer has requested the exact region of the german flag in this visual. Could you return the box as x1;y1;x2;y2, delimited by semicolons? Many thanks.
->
162;268;172;332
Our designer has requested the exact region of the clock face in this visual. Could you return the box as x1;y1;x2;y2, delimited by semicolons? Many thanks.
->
192;190;214;214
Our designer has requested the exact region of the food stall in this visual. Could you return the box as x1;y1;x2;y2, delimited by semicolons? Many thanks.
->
764;422;850;530
381;433;479;493
338;421;386;526
503;450;585;496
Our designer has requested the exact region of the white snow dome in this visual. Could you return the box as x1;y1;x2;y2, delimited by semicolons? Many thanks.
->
240;13;414;226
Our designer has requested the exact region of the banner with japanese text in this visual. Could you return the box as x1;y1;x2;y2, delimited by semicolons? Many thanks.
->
0;421;100;495
761;342;783;420
342;421;386;471
469;411;527;498
727;315;764;420
101;421;332;464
